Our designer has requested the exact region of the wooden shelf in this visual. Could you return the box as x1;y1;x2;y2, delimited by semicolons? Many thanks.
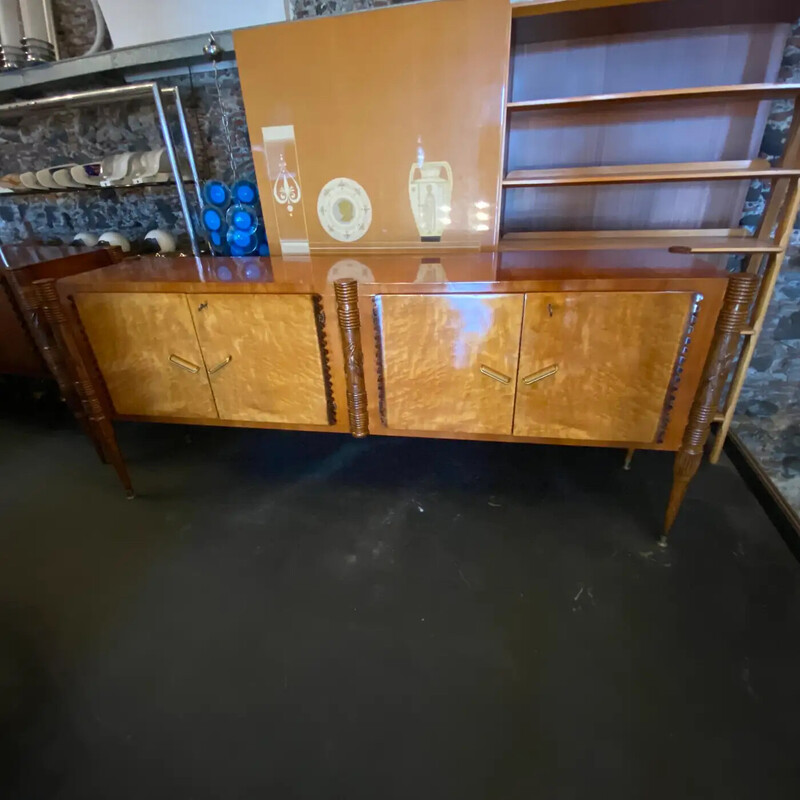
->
667;240;782;255
507;83;800;112
503;159;800;187
511;0;664;17
498;230;783;254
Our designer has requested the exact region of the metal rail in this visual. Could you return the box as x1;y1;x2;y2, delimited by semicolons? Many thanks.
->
0;82;203;256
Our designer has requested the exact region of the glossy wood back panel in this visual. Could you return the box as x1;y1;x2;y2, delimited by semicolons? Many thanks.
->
376;293;524;435
75;292;218;419
234;0;512;255
189;294;331;425
513;291;694;441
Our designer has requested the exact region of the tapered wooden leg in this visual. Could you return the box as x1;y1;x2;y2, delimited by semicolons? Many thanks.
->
78;377;134;498
36;315;109;464
623;448;635;471
663;274;759;539
35;279;134;497
5;279;109;464
334;278;369;438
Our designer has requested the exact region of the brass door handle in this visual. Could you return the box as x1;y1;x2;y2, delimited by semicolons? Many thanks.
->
480;364;511;385
169;354;200;374
208;355;233;375
522;364;559;385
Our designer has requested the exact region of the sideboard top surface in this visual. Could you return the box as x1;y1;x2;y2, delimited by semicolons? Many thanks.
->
1;245;102;271
56;251;729;296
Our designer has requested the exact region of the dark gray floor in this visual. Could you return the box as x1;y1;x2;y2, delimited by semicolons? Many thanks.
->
1;389;800;799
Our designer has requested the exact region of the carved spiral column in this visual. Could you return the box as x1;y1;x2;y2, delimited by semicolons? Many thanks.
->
35;279;134;497
12;281;106;461
664;273;759;536
334;278;369;438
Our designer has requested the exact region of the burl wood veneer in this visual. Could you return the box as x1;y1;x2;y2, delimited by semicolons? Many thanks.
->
189;294;332;425
514;291;698;442
47;250;740;539
376;293;524;435
75;292;219;419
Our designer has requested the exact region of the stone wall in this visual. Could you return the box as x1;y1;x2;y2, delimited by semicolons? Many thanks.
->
292;0;410;17
51;0;107;59
0;65;254;248
733;20;800;511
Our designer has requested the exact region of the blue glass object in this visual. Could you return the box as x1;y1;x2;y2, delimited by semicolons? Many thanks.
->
226;226;258;254
232;179;258;205
208;224;229;255
226;203;259;234
202;207;223;232
203;180;231;209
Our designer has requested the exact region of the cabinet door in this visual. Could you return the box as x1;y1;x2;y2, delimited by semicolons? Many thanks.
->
376;294;524;434
189;294;331;425
514;292;694;442
75;292;217;418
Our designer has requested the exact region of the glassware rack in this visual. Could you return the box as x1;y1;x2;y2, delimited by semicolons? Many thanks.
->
0;82;205;256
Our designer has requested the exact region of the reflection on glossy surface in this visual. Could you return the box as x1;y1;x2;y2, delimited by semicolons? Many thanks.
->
414;262;448;283
58;250;725;296
0;245;92;270
244;263;263;281
326;259;375;284
514;292;695;442
446;295;496;369
376;293;524;435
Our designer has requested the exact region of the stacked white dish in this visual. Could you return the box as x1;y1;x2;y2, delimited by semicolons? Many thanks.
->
2;149;190;193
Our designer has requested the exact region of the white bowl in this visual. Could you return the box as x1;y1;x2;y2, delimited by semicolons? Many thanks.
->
70;163;103;186
35;168;62;189
98;231;131;252
20;171;48;191
71;232;100;247
100;152;143;186
52;168;83;189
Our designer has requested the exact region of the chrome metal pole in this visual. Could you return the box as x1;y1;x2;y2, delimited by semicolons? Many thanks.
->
165;87;204;211
165;86;210;251
151;84;201;257
0;83;156;118
41;0;60;60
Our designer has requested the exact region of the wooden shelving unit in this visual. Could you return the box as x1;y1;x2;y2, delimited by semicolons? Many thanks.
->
503;159;800;187
510;0;664;17
498;230;784;254
507;82;800;112
502;11;800;459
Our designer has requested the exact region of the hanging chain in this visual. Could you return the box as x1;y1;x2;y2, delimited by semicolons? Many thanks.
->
204;33;237;183
212;57;238;183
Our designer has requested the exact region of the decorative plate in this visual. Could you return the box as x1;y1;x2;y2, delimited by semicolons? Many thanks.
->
317;178;372;242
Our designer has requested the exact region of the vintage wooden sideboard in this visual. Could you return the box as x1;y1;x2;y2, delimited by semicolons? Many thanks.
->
34;250;757;539
1;246;120;375
0;246;121;444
